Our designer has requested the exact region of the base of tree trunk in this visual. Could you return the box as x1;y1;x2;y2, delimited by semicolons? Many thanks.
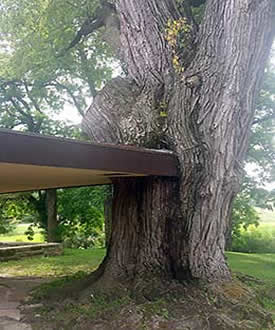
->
94;177;231;287
27;271;273;330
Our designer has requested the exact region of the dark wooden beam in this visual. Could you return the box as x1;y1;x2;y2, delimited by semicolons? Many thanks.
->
0;129;178;193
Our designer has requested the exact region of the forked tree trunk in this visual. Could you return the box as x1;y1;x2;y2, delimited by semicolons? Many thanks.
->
46;189;58;242
83;0;274;283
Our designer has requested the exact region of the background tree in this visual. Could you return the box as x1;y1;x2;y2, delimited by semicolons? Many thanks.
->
226;63;275;249
0;0;113;242
0;83;78;243
226;177;261;250
0;194;28;234
247;63;275;185
0;0;114;116
58;186;109;248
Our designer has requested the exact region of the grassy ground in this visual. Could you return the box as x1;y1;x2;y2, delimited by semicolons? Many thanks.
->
0;223;44;243
0;246;273;284
226;251;275;318
1;211;274;327
226;252;275;285
0;246;274;325
0;248;105;277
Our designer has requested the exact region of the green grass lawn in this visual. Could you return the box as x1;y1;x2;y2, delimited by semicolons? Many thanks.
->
226;252;275;285
0;245;273;285
0;246;274;317
226;251;275;318
227;209;275;282
0;209;274;281
0;223;44;243
0;248;106;277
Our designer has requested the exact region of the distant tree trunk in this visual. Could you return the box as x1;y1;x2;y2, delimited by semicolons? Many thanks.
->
83;0;274;283
46;189;58;242
27;191;47;229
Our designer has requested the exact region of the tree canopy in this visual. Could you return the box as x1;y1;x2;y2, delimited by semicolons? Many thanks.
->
0;0;114;122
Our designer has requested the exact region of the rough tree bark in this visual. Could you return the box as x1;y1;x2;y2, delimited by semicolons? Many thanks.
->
104;187;112;249
83;0;274;283
46;189;58;243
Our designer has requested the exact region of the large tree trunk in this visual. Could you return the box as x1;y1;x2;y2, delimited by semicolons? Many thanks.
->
98;177;181;284
46;189;58;242
83;0;274;283
104;187;112;248
225;214;233;251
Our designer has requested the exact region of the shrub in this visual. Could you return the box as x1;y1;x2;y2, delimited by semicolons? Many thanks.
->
0;217;16;235
232;226;275;253
61;224;105;249
57;186;109;248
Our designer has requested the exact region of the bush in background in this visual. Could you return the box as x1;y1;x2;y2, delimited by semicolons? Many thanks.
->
57;186;109;248
232;226;275;253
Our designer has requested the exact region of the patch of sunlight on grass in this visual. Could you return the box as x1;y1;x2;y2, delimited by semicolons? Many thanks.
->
0;248;106;278
226;252;275;285
0;233;44;243
0;223;44;243
258;223;275;233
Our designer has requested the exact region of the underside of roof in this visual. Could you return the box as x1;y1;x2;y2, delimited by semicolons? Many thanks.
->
0;129;178;194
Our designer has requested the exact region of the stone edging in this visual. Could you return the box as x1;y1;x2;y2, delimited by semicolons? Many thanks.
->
0;243;63;261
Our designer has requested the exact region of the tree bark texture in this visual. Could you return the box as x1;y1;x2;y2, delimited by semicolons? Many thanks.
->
46;189;58;242
104;190;113;248
225;214;233;251
83;0;274;282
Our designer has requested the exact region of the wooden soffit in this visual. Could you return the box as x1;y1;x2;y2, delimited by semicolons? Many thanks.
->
0;129;178;194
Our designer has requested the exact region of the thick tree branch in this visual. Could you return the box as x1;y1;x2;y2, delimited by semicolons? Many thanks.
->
64;1;116;52
27;194;40;209
8;97;37;131
0;80;33;117
3;108;24;127
23;81;43;114
77;48;97;98
50;80;86;117
9;98;29;118
0;79;21;89
46;80;87;116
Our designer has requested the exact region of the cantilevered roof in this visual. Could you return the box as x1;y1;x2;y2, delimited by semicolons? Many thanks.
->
0;129;178;194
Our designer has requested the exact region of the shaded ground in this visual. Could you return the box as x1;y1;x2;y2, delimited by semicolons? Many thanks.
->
0;248;274;329
20;274;274;330
0;273;274;329
0;276;48;330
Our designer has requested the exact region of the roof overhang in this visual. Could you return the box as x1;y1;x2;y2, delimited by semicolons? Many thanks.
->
0;129;178;194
